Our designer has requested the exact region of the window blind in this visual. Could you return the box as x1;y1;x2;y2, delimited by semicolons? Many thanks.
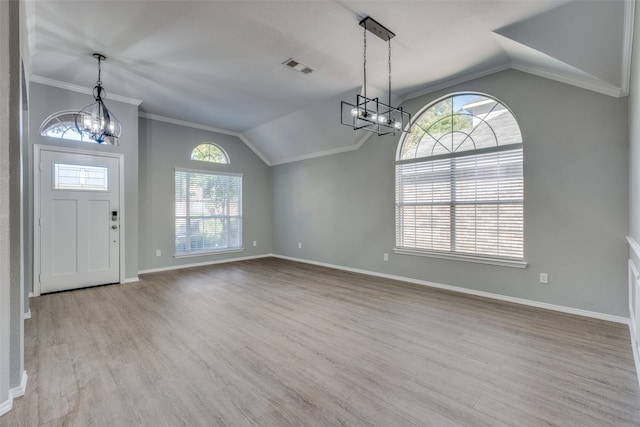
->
396;147;523;259
175;170;242;254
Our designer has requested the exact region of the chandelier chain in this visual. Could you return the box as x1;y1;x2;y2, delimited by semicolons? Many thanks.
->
363;24;367;100
97;56;102;86
388;39;391;107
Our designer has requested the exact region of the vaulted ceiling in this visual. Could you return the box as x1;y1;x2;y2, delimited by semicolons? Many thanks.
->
27;0;635;165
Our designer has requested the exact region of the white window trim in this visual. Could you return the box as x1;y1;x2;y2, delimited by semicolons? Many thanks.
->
174;167;242;178
393;248;528;269
174;167;243;256
174;248;245;259
396;93;524;263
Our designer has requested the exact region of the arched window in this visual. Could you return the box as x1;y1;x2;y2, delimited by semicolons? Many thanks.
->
40;110;94;143
191;143;229;164
395;93;524;264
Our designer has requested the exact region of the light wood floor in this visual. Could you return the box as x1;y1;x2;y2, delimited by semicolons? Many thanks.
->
3;258;640;426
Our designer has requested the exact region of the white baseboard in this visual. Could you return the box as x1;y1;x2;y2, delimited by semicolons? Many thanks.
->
123;276;139;284
138;254;272;275
0;400;11;417
630;326;640;388
23;309;30;320
11;371;27;399
272;254;629;324
0;371;27;417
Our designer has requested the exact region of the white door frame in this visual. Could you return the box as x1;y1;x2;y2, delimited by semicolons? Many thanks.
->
33;144;126;296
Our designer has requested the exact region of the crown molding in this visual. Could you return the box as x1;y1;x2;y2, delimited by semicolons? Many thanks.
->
138;112;238;136
510;62;625;98
236;133;273;166
30;75;143;105
138;112;272;166
402;63;511;102
269;144;359;166
269;132;373;166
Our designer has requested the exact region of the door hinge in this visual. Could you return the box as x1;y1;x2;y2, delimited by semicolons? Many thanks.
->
38;274;41;283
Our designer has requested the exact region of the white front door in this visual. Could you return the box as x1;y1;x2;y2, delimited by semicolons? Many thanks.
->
39;150;120;293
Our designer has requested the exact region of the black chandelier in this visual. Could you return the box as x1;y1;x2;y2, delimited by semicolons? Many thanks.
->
75;53;122;145
341;16;410;136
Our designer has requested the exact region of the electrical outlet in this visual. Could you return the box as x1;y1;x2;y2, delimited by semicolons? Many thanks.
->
383;253;389;261
156;249;161;257
298;242;302;249
253;241;257;247
540;273;549;284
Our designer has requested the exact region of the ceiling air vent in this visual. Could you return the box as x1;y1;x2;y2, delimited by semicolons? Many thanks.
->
283;58;314;75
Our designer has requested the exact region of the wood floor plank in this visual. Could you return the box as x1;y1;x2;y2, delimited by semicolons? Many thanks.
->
2;257;640;426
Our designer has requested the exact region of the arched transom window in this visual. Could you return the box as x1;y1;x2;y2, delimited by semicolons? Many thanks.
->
40;110;94;143
395;93;524;264
191;143;229;164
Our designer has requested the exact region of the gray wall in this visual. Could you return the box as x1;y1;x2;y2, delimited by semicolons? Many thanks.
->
138;118;272;271
273;69;630;317
28;82;140;282
9;0;23;389
1;0;25;408
0;0;12;406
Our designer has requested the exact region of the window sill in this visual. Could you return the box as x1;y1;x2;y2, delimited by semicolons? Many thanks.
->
174;248;245;259
393;248;528;269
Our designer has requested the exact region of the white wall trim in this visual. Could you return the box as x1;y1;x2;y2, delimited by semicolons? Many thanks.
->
393;248;528;269
510;62;626;98
271;254;629;324
22;309;30;320
621;0;636;95
138;112;273;166
627;236;640;260
10;371;26;399
29;75;143;106
0;371;27;417
403;63;511;102
0;399;10;417
268;135;372;166
235;134;272;166
174;248;244;259
138;253;271;275
629;259;640;387
123;277;139;284
138;112;237;136
630;326;640;388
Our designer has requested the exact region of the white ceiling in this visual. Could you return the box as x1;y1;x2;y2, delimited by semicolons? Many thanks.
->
27;0;634;165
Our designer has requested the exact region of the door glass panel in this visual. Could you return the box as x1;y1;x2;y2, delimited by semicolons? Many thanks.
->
54;163;108;191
